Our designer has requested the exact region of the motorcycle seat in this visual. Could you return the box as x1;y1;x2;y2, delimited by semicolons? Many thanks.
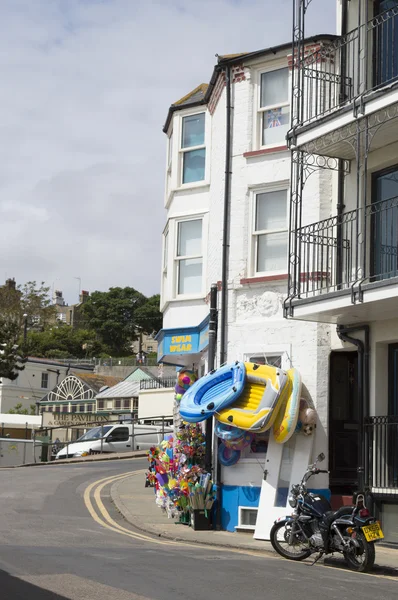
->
321;506;354;529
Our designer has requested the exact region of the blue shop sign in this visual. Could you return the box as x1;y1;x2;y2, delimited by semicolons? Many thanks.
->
156;316;209;365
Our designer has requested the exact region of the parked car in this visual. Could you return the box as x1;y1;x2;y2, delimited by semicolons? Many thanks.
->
55;423;172;459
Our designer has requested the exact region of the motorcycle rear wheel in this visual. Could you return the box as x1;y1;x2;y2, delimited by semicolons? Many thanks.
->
343;533;375;572
270;520;311;561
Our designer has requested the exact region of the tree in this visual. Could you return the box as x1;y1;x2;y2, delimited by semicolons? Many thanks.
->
0;317;26;380
25;324;108;359
135;294;162;335
81;287;161;355
8;402;36;415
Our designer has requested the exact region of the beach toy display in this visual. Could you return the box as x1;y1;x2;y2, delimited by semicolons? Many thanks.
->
179;361;246;423
216;362;288;432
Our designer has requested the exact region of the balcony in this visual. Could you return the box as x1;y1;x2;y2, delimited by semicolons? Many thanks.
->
291;5;398;153
286;195;398;322
139;377;176;390
365;416;398;497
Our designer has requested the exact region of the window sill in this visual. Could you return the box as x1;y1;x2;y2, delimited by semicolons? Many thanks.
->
240;274;288;284
243;146;288;158
175;181;210;192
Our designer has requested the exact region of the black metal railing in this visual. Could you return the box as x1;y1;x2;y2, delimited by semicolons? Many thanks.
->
292;195;398;299
139;377;176;390
365;415;398;494
296;5;398;125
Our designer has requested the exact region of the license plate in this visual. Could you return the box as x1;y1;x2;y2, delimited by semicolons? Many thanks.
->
362;522;384;542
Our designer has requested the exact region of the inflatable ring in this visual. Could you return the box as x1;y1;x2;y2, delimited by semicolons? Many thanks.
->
225;431;254;450
215;422;246;442
218;442;241;466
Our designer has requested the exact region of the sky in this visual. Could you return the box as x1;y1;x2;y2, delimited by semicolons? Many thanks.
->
1;0;336;305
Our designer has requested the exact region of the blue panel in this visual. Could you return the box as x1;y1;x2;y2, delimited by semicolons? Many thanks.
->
221;485;261;532
156;316;210;363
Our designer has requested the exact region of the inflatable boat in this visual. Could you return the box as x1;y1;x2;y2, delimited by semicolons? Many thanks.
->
273;368;302;443
179;361;246;423
215;362;288;432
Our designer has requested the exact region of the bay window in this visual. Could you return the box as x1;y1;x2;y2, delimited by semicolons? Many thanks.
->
259;68;289;147
180;113;206;184
176;219;203;295
253;189;288;274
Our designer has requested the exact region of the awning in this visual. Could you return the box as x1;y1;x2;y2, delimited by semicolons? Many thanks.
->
156;315;209;367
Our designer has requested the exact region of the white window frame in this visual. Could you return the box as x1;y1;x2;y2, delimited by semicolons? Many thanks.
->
174;217;204;298
179;111;206;187
237;506;258;531
253;62;290;150
249;183;289;277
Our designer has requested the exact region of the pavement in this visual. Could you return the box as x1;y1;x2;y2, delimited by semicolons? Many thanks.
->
2;450;147;468
111;472;398;571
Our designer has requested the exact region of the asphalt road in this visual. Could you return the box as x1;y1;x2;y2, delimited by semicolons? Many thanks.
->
0;459;396;600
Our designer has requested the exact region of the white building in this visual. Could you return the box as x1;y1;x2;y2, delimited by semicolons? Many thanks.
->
157;36;336;534
0;358;74;414
286;0;398;544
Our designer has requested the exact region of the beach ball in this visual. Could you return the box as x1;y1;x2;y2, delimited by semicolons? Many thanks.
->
177;369;197;391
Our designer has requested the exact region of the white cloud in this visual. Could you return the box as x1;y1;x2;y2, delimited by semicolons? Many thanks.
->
0;0;335;303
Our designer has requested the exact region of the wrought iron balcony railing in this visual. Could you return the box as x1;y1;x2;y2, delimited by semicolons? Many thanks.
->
139;377;176;390
365;416;398;495
294;5;398;127
289;194;398;300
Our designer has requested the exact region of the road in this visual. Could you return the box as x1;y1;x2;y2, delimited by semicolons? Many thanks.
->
0;459;396;600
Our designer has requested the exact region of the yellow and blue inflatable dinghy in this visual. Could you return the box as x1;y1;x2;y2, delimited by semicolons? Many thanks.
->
273;368;302;443
215;362;288;432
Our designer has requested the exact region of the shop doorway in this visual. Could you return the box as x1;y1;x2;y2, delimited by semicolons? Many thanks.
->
329;351;359;494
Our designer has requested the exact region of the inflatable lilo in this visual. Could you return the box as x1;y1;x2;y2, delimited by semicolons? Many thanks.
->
215;362;288;432
179;362;245;423
273;368;302;443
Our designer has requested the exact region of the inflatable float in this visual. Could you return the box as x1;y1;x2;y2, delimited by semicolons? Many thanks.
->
215;362;288;432
179;361;246;423
273;368;302;443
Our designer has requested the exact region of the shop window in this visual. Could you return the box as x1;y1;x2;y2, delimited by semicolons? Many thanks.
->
253;189;288;274
132;398;138;412
71;405;77;413
54;405;60;413
97;400;105;410
258;67;289;147
238;507;258;530
62;405;68;413
180;113;206;184
176;219;203;295
123;399;130;409
248;354;282;369
78;404;85;413
114;399;122;409
87;404;93;412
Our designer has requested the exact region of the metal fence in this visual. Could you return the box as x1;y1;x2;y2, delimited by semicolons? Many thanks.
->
140;378;176;390
297;5;398;125
32;414;173;464
51;356;159;368
292;195;398;299
365;415;398;495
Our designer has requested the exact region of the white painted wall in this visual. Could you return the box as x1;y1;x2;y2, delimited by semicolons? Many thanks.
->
0;361;70;413
138;388;175;419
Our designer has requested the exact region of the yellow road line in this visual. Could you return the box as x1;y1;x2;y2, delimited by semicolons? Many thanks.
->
83;471;398;580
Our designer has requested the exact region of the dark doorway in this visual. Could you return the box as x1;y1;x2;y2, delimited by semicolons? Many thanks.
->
329;351;359;494
388;343;398;416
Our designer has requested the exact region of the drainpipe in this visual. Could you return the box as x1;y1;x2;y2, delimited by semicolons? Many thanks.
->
336;324;370;493
219;64;232;367
216;64;232;531
205;284;218;474
336;0;348;289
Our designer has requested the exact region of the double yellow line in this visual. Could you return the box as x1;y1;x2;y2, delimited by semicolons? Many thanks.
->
83;469;201;548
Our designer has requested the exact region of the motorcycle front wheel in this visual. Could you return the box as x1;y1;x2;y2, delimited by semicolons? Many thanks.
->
343;532;375;572
270;520;311;561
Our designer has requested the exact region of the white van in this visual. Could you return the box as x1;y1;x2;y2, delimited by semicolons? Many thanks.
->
55;423;172;459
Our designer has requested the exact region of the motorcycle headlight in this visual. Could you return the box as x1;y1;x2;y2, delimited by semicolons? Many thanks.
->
288;494;297;508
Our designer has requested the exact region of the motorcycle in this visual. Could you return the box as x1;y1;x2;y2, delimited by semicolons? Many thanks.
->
270;453;384;572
